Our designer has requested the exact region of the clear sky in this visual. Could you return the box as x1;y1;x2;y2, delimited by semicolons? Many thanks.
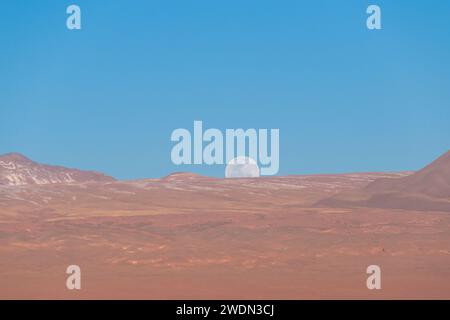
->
1;0;449;179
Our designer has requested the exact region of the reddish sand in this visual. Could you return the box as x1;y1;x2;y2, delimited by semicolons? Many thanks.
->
1;170;449;299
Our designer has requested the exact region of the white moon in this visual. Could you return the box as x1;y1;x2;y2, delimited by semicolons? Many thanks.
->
225;156;260;178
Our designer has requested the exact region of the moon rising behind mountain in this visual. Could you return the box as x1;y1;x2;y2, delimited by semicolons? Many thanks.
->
225;157;260;178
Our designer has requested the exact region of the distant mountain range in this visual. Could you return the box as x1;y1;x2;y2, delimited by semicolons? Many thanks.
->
0;150;449;212
0;153;115;186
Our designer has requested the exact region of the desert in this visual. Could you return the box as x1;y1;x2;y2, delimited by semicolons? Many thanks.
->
0;151;449;299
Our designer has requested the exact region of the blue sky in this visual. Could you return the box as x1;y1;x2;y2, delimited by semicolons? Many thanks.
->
1;0;449;179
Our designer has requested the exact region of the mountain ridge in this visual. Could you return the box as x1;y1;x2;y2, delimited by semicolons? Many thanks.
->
0;152;115;186
316;150;450;212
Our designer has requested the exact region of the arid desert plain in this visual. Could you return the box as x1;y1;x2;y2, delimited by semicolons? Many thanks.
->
0;152;449;299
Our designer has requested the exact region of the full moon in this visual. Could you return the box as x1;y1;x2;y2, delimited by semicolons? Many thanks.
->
225;156;260;178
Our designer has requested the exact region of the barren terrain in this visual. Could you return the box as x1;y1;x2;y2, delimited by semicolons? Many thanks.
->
0;153;449;299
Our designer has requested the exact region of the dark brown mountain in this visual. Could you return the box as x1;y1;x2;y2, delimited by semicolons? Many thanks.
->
0;152;115;186
366;150;450;198
316;150;450;212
